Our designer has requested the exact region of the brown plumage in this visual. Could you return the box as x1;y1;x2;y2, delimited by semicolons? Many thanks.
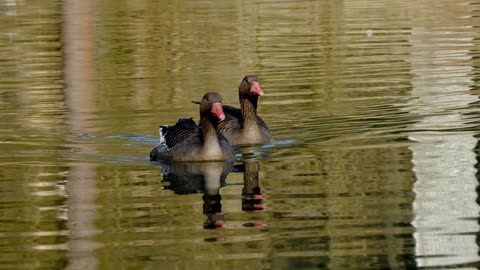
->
218;75;273;145
150;92;235;161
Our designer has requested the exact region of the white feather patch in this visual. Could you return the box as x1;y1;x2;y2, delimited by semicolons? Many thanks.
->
159;125;167;144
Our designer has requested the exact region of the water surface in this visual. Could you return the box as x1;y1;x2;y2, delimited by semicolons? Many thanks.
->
1;0;480;269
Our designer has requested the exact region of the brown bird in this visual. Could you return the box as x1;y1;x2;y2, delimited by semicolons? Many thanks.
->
218;75;273;145
150;92;235;161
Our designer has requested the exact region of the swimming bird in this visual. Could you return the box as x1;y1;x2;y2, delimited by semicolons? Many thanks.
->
218;75;273;145
150;92;235;161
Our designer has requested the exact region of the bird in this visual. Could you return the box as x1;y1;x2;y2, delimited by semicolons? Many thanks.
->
149;92;235;161
218;75;273;145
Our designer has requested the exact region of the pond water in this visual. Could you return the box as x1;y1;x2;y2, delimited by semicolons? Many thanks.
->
1;0;480;269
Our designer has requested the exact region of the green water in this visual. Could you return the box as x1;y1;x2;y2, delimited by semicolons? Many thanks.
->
1;0;480;269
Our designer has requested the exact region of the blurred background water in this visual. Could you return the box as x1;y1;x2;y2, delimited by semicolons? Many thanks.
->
1;0;480;269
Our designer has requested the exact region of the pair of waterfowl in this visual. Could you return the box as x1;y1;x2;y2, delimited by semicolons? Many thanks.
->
149;75;272;162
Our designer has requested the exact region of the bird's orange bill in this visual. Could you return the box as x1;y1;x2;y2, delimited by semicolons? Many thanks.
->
250;81;264;96
211;102;226;120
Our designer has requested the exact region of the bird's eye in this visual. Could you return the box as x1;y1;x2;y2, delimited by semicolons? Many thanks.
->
205;97;209;102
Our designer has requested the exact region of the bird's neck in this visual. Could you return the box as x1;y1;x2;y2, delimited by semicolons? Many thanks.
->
240;95;258;129
200;117;222;157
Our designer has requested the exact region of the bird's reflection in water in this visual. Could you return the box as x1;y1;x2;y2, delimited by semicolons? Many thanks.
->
159;150;267;231
160;161;232;229
239;151;266;228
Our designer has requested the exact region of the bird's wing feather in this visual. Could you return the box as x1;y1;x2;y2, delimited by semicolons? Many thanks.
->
162;118;200;148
